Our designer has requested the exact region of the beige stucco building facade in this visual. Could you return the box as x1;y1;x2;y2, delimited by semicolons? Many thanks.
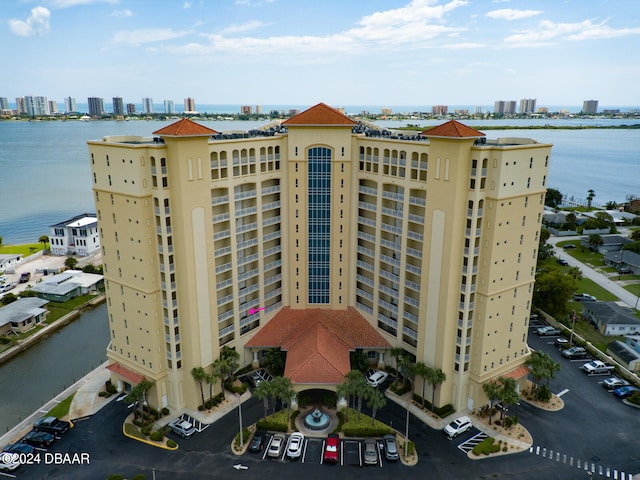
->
88;103;551;414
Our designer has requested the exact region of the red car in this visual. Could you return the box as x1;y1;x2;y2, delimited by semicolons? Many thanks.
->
324;433;339;464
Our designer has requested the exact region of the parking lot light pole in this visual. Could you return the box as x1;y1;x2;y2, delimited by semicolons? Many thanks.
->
405;399;410;457
569;310;577;346
235;393;243;448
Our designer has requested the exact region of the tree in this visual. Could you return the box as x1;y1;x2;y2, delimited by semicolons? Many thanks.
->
349;349;369;373
415;362;430;407
630;230;640;241
264;348;286;376
496;377;519;421
565;212;577;226
482;381;501;425
428;368;446;413
605;201;618;210
544;188;563;209
587;234;604;251
212;357;231;394
336;381;352;422
191;367;207;408
38;235;49;249
622;241;640;254
586;189;596;210
205;369;219;404
253;380;273;418
389;347;405;381
273;376;296;423
533;269;578;318
125;379;155;416
64;257;78;269
567;265;583;281
0;235;3;248
365;388;387;426
526;351;548;392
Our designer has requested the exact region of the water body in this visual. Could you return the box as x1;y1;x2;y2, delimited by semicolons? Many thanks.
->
0;303;109;435
0;118;638;244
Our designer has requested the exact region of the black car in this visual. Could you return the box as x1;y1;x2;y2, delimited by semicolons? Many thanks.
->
248;430;265;453
33;416;71;435
562;244;576;249
557;258;569;266
23;431;55;448
3;442;35;455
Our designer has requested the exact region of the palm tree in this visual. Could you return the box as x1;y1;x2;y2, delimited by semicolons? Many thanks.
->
414;362;430;407
212;357;230;394
191;367;207;407
428;368;446;413
526;351;546;393
482;381;501;425
586;189;595;210
336;380;351;422
389;347;405;380
541;354;561;389
253;380;273;418
567;266;583;281
274;376;296;425
205;369;219;404
365;389;387;426
496;377;519;421
38;235;49;250
588;234;604;251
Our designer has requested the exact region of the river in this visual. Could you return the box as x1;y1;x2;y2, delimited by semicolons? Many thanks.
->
0;303;109;435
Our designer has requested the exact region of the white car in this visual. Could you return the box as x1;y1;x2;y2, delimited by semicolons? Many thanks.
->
366;370;389;387
286;432;304;459
169;418;196;438
268;433;286;458
603;377;630;391
444;415;473;438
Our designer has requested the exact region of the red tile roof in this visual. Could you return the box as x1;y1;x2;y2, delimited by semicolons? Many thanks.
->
502;364;530;381
282;103;357;126
245;307;391;385
106;363;145;385
153;118;218;136
421;120;485;138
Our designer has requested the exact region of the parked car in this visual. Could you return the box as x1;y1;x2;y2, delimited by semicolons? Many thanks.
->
555;337;569;348
23;430;55;448
0;282;16;293
324;433;340;463
617;267;632;274
19;272;31;283
562;244;576;250
383;434;399;460
536;326;561;336
365;370;389;388
603;377;630;391
561;346;587;359
444;416;473;438
582;360;615;375
33;416;71;435
363;439;378;465
248;371;263;388
573;293;596;302
168;418;196;438
613;385;639;399
286;432;304;459
2;442;34;455
557;258;569;266
248;430;265;453
268;433;286;459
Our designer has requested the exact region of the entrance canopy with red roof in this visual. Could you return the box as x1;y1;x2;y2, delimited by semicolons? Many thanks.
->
106;362;145;385
245;307;391;385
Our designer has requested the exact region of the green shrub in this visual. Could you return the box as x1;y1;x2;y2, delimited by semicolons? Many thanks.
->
166;439;177;448
340;408;393;437
406;441;415;456
124;423;145;440
107;475;124;480
149;430;165;442
141;425;152;437
131;475;146;480
257;411;289;432
472;437;501;456
234;427;251;448
162;407;170;416
627;391;640;405
535;385;552;402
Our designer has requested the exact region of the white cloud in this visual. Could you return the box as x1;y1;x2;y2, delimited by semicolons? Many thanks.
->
48;0;118;7
111;28;191;46
9;6;51;37
504;19;640;46
111;9;132;17
235;0;275;6
486;8;542;21
183;2;192;8
220;20;267;35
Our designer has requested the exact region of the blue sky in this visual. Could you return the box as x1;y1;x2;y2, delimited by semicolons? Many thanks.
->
2;0;640;108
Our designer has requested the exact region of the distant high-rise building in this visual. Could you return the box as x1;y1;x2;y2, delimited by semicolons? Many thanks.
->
48;101;58;114
241;105;252;115
494;101;505;114
473;106;483;115
0;97;8;110
164;100;175;114
15;97;26;114
432;105;448;115
65;97;77;113
381;107;392;116
112;97;124;116
88;97;105;117
184;97;195;113
505;101;516;114
519;98;536;114
582;100;598;115
255;105;262;115
24;95;50;116
126;103;136;115
142;98;154;114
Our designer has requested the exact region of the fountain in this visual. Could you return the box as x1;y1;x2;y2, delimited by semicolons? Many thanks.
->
303;407;331;431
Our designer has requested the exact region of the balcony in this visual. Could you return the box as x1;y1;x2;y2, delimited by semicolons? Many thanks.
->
212;195;229;206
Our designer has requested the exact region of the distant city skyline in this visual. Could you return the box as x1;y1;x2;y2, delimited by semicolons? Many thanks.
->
2;1;640;106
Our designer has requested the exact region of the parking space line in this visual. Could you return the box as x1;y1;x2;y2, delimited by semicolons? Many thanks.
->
555;388;569;397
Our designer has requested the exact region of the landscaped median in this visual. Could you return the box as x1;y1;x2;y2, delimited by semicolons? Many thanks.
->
122;414;178;451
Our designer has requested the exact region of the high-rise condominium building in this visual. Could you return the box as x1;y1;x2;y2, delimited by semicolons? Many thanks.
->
113;97;125;116
184;97;195;113
582;100;598;115
88;103;551;415
48;101;58;114
142;98;154;115
0;97;9;111
24;95;50;116
15;97;26;114
519;99;537;114
241;105;252;115
164;100;175;114
88;97;105;117
126;103;136;115
432;105;448;115
65;97;77;114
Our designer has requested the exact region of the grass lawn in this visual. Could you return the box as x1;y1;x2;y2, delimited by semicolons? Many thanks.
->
567;246;607;267
46;392;75;419
569;318;624;352
0;243;45;257
573;279;618;301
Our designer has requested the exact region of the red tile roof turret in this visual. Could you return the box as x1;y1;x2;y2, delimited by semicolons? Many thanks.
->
421;120;484;138
282;102;357;126
153;118;218;136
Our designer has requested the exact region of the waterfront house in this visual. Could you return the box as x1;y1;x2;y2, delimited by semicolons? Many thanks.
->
48;214;100;257
0;297;49;335
31;270;103;302
0;254;23;273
